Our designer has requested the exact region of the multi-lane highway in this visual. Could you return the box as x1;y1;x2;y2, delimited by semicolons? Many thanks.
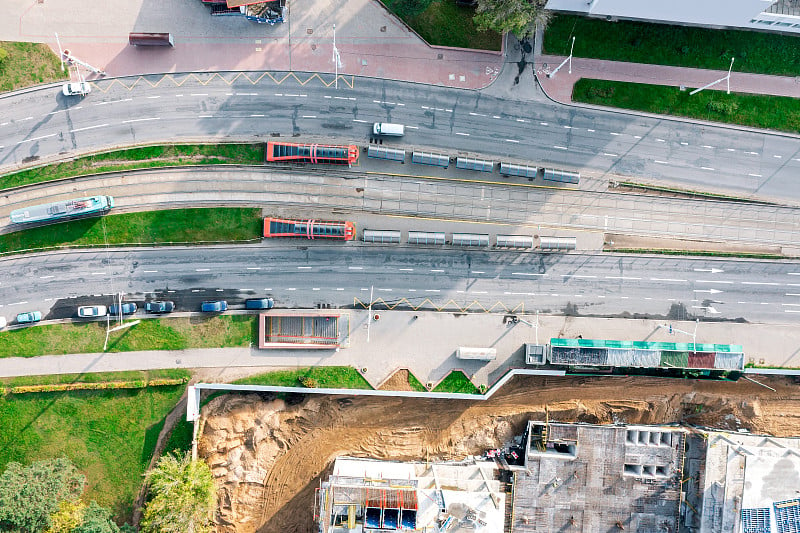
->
2;246;800;325
1;75;799;201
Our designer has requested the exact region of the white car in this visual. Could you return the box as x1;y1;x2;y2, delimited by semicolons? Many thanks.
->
0;316;6;329
62;82;91;96
78;305;107;318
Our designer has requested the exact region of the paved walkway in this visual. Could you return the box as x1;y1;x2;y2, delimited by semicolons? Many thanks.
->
1;311;799;387
535;54;800;104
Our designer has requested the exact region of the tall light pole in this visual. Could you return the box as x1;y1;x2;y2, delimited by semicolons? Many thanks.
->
548;36;575;78
690;57;734;96
332;24;342;89
658;319;700;354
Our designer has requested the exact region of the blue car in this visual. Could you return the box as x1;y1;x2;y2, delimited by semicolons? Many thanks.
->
17;311;42;324
109;303;137;315
201;301;228;313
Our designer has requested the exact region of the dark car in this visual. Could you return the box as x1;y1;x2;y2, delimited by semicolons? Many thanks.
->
245;298;274;310
145;301;174;314
109;303;137;315
201;300;228;312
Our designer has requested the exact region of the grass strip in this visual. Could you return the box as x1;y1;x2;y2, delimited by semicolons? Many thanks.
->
0;207;263;254
432;370;480;394
407;371;427;392
0;316;256;358
233;366;373;389
608;248;785;260
0;369;190;389
572;78;800;134
0;143;265;191
0;384;185;521
381;0;501;50
0;41;67;92
614;181;776;205
544;15;800;76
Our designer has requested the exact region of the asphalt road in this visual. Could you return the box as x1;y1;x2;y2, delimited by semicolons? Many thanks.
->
2;245;799;326
1;74;799;202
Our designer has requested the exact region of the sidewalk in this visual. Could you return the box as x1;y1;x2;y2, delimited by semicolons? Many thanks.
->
536;54;800;104
1;310;798;388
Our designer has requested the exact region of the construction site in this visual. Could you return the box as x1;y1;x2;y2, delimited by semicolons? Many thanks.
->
197;373;800;532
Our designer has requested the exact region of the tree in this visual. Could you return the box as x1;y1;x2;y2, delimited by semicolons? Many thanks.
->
0;458;85;533
140;452;216;533
71;501;121;533
474;0;551;38
47;499;86;533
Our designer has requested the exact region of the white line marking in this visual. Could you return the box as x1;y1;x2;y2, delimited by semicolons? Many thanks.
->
564;275;597;279
455;132;469;136
517;119;528;123
425;289;440;293
70;123;109;133
190;93;208;96
782;303;800;307
748;173;762;177
408;289;417;292
469;112;487;117
313;288;320;291
605;276;640;280
9;301;29;306
301;115;317;118
122;117;160;123
695;280;733;284
353;119;368;123
216;289;223;292
250;114;265;117
680;142;688;145
586;128;595;132
493;115;501;119
377;288;393;292
701;166;715;171
656;138;665;142
90;272;106;275
540;122;549;126
349;266;364;270
398;268;414;272
512;272;545;276
786;293;800;296
142;270;158;273
553;145;568;150
746;151;759;155
654;160;669;164
774;154;782;158
198;115;213;118
297;266;312;270
609;132;620;136
785;310;800;313
742;281;779;286
650;278;687;282
603;153;618;157
247;267;261;270
147;95;161;99
471;271;485;274
18;133;56;143
286;288;296;291
702;145;714;149
633;135;641;139
19;116;34;121
563;125;572;129
195;268;210;272
406;126;419;129
505;139;519;143
726;148;735;152
39;275;55;279
472;291;488;294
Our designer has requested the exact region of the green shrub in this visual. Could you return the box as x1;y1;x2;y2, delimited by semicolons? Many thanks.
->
706;100;739;115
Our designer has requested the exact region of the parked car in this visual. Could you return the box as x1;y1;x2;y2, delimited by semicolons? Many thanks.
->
0;316;7;329
62;81;91;96
145;301;174;314
17;311;42;323
245;298;274;310
109;303;137;315
78;305;107;318
201;300;227;312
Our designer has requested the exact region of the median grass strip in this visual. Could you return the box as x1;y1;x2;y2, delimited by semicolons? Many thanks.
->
234;366;373;389
544;15;800;76
0;383;185;521
0;207;263;254
0;41;67;92
0;143;265;190
572;78;800;134
432;370;480;394
381;0;501;50
0;315;256;358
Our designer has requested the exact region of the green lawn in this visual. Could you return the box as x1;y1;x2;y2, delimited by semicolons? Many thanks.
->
381;0;501;50
233;366;373;389
0;41;67;93
0;207;263;254
0;369;190;389
0;143;264;191
0;316;256;358
0;385;185;521
572;78;800;134
432;370;480;394
407;371;427;392
544;15;800;76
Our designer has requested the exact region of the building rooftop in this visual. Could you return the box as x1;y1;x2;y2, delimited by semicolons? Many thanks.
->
512;422;686;532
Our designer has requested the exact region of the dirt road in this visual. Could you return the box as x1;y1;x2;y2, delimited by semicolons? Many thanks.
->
198;374;800;532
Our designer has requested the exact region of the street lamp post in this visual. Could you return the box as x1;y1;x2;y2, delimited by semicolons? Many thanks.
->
547;36;575;78
689;57;734;96
332;24;342;89
659;318;700;354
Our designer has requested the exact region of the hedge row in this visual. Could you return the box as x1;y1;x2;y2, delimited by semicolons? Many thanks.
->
3;377;189;395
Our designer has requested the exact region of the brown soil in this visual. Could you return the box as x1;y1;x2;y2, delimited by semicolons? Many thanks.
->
198;375;800;533
376;369;415;391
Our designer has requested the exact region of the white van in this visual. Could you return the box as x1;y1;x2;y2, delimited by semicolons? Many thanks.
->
373;123;405;136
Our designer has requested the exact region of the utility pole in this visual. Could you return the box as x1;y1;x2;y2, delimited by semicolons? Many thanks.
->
332;24;342;89
366;285;374;342
690;57;734;96
548;36;575;78
659;319;700;354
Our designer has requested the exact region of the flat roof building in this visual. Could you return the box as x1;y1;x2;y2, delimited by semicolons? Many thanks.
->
545;0;800;35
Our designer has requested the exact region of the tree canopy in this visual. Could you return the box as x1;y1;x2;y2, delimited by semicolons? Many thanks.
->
474;0;551;37
0;458;85;533
140;452;216;533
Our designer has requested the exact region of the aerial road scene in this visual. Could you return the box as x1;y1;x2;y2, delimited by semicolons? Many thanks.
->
1;0;800;531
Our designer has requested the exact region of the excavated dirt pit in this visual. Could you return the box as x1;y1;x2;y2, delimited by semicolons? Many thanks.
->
198;374;800;532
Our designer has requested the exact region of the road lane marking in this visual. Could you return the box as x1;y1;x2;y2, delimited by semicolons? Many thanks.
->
512;272;545;276
122;117;160;123
609;132;620;136
654;160;669;164
605;276;641;280
469;112;487;117
748;173;762;177
430;269;444;273
505;139;519;143
471;271;485;274
650;278;687;282
680;142;689;145
563;125;572;129
286;288;296;291
553;145;568;150
39;275;55;279
700;166;715;171
377;288;392;292
349;266;364;270
190;93;209;96
301;115;317;118
774;154;783;158
603;153;618;157
742;281;779;286
564;275;597;279
90;272;106;275
702;145;714;149
695;280;733;284
250;114;265;117
726;148;735;152
142;270;158;273
9;301;28;306
147;95;161;99
540;122;549;126
455;132;469;136
195;268;209;272
313;288;320;291
353;119;368;123
406;125;419;129
586;128;594;132
425;289;440;292
70;123;109;133
398;268;414;271
18;133;56;143
297;266;312;270
656;139;665;142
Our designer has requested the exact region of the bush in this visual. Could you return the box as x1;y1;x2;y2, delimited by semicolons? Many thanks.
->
299;376;318;388
587;86;615;99
0;48;8;65
706;100;739;115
